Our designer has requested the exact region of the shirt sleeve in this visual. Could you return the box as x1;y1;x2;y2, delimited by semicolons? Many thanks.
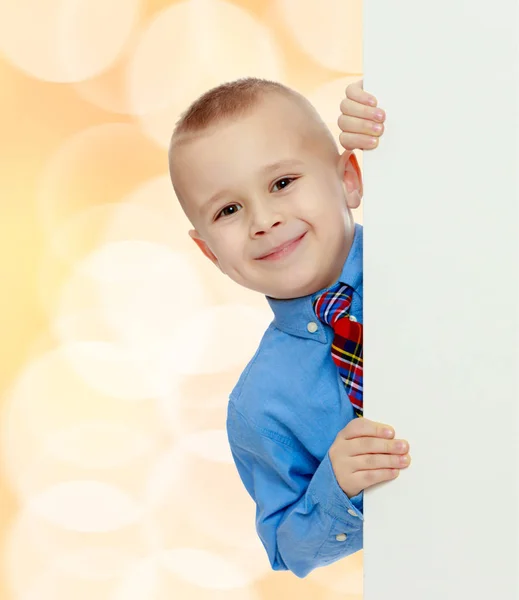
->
227;401;364;578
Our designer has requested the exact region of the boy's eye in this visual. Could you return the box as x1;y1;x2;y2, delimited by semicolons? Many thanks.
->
271;177;296;192
216;204;241;220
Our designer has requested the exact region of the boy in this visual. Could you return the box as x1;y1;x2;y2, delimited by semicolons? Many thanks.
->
168;79;410;578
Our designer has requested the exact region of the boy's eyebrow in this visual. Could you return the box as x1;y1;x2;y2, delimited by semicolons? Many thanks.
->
260;159;305;174
200;159;305;218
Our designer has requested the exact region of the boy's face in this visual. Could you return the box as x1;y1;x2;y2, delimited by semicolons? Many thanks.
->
172;93;361;299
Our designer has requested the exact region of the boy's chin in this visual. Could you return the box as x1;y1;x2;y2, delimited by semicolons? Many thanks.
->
234;267;325;299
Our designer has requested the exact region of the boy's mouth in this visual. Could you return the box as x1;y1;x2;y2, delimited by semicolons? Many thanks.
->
256;232;307;261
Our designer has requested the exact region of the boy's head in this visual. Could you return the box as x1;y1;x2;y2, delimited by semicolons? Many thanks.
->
168;78;362;300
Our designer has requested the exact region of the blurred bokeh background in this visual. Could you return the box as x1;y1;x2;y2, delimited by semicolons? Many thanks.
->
0;1;363;598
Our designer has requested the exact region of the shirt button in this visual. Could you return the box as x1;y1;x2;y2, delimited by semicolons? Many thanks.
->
349;315;357;322
307;321;318;333
336;533;347;542
347;509;358;517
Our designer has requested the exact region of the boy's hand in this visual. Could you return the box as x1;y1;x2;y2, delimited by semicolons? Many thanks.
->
329;418;410;499
338;79;386;151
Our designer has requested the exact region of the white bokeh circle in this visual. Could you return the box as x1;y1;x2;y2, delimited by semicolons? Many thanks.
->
176;450;261;550
111;557;159;600
4;507;149;597
44;204;180;269
147;449;274;584
0;0;142;83
143;433;269;565
51;278;121;347
113;555;262;600
15;567;115;600
44;422;155;469
126;0;284;147
71;242;209;368
40;176;191;267
276;0;362;73
308;554;363;594
156;389;229;438
158;548;250;590
143;445;188;516
159;304;272;376
36;124;164;246
61;341;177;401
27;481;142;533
76;240;191;285
1;345;166;498
177;429;232;464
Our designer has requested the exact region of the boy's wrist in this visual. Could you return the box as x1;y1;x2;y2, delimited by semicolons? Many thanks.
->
307;451;365;523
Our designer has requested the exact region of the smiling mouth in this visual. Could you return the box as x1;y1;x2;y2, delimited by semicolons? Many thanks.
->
256;232;307;261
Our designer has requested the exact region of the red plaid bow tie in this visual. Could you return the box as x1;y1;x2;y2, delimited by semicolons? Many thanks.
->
313;282;363;417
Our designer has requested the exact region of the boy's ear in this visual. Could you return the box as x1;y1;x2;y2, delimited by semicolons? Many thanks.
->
338;151;363;209
189;230;220;269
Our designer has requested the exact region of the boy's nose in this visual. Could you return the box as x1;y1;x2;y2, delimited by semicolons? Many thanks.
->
252;219;282;237
250;205;284;237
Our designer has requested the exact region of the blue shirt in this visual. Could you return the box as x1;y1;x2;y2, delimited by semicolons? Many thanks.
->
227;223;364;578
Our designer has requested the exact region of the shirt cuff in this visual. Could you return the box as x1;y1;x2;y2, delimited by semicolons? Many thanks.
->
307;451;364;523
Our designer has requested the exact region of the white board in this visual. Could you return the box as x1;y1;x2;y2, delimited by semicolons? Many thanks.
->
363;2;519;598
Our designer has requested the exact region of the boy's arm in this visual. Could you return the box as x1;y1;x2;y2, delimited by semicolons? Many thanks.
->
227;401;363;579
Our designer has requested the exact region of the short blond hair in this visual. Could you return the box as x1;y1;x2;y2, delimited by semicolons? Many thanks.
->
172;78;295;136
169;76;334;147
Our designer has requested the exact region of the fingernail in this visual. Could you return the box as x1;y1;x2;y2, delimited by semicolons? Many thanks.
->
368;96;377;106
383;428;394;438
395;441;407;452
372;123;383;133
374;109;385;121
370;137;378;147
400;455;410;465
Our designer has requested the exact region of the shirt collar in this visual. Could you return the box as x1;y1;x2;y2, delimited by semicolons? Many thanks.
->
266;223;363;342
